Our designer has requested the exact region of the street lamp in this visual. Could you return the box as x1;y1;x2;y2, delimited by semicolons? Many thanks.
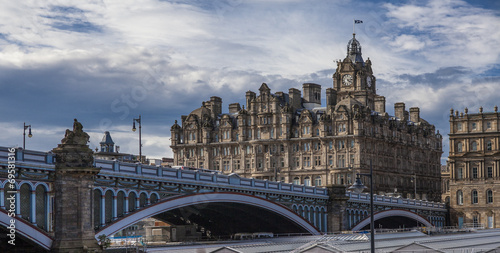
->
132;115;142;163
23;122;32;150
348;160;374;253
411;173;417;199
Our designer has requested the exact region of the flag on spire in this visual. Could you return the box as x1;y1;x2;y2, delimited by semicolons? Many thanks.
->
354;20;363;24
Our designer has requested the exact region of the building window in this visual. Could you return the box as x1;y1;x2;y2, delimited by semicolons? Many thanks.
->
350;154;355;165
314;142;320;151
487;122;491;129
316;129;320;136
329;141;333;150
257;129;261;139
487;140;492;151
471;122;477;130
328;155;333;166
487;167;493;178
303;157;311;167
457;123;462;131
457;190;463;205
223;161;231;171
471;141;478;151
303;143;310;151
338;140;345;150
337;155;345;168
304;177;311;186
315;176;322;186
487;190;493;204
350;140;355;148
293;177;300;185
257;158;263;169
215;134;219;142
472;167;478;179
457;168;463;179
236;133;239;141
472;190;478;204
314;156;321;166
457;142;463;153
280;157;285;167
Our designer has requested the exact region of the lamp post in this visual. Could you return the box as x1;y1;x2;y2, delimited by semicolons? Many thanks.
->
411;173;417;199
132;115;142;163
349;160;374;253
23;122;32;150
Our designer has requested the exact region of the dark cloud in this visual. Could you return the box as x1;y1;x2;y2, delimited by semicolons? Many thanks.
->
43;5;103;33
397;66;472;86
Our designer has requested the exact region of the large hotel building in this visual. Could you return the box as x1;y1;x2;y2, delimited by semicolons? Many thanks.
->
170;34;443;202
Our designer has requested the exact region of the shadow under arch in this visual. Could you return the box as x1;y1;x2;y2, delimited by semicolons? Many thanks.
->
95;192;320;238
351;209;433;231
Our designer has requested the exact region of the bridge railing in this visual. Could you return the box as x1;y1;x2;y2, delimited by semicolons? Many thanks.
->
346;191;446;210
95;158;329;197
0;146;55;165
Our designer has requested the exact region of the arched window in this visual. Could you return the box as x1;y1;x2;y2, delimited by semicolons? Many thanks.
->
293;177;300;185
471;141;478;151
457;190;463;205
487;190;493;204
117;191;125;217
94;189;102;228
304;177;311;186
315;176;322;186
128;192;137;212
140;193;147;207
20;184;31;221
472;190;478;204
150;194;158;204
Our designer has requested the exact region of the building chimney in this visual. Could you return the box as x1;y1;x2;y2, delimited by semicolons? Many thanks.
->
228;103;241;114
289;88;302;110
326;88;337;107
409;107;420;123
394;102;406;120
374;96;386;114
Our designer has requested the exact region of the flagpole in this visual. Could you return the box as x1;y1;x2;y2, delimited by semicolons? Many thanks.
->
353;19;355;34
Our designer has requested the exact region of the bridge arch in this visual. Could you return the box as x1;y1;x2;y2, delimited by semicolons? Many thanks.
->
0;209;52;250
351;209;433;231
95;192;320;238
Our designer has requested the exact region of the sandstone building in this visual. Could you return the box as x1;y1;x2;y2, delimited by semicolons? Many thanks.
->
448;107;500;228
170;34;443;201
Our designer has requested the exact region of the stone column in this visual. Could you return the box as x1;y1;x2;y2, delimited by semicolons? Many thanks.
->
51;119;101;253
326;184;349;232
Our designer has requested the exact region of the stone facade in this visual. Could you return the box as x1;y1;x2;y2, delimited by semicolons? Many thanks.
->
448;106;500;228
170;34;443;202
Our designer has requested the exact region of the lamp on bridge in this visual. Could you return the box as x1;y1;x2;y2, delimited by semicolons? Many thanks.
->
349;160;375;253
23;122;32;150
132;115;142;163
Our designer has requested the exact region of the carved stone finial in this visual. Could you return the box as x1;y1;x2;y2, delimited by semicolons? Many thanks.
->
450;108;454;116
60;119;90;145
464;107;468;114
52;119;94;168
495;106;498;112
479;106;483;113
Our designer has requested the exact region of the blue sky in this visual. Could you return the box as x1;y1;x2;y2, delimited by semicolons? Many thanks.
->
1;0;499;164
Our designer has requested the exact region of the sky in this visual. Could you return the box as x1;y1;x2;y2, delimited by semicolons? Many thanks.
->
0;0;499;164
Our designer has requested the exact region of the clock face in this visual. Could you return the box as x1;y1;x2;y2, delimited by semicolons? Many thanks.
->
366;76;372;87
342;74;353;86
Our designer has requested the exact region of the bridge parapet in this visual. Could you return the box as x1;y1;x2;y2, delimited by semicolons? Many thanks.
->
95;158;329;198
346;191;446;211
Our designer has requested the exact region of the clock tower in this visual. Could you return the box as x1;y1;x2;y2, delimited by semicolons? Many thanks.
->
333;33;377;110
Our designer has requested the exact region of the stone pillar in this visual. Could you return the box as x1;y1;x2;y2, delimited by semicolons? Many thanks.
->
326;184;349;232
51;119;101;253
